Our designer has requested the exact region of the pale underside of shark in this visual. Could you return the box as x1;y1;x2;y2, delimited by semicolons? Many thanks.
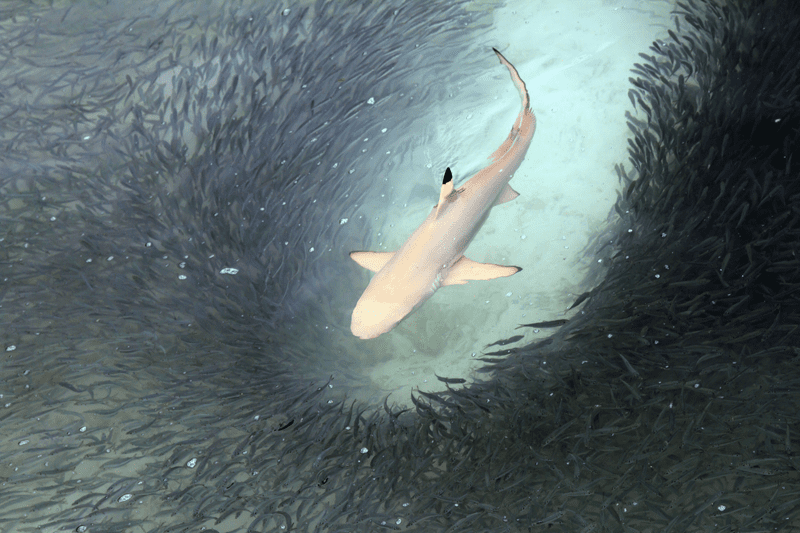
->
349;48;537;339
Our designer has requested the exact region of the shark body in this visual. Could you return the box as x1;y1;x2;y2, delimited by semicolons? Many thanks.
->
350;48;536;339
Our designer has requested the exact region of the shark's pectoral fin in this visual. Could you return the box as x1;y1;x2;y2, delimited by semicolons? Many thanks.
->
441;256;522;286
434;167;455;218
495;184;520;205
350;251;395;273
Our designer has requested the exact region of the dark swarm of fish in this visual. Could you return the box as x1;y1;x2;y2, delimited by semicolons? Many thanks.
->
2;0;800;532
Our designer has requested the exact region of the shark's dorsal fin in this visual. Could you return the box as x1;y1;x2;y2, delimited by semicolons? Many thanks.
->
434;167;455;218
441;256;522;286
350;251;395;273
496;184;520;205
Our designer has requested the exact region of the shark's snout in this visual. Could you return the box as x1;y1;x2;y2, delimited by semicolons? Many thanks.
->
350;298;406;340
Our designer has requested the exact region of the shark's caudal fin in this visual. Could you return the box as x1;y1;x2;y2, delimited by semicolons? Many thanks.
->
492;47;530;114
487;47;534;163
441;256;522;286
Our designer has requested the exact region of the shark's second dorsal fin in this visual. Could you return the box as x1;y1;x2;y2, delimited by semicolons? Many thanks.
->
495;184;520;205
434;167;455;218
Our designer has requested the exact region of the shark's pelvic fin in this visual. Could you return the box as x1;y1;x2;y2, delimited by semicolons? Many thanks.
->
441;256;522;286
350;251;395;273
435;167;455;218
495;184;520;205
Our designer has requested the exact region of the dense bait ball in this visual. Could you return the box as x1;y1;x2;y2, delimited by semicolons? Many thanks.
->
1;0;799;532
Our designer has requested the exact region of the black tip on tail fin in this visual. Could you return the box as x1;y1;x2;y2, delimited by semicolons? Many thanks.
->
443;167;452;185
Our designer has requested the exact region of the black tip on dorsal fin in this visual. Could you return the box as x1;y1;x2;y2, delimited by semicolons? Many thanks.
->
443;167;452;185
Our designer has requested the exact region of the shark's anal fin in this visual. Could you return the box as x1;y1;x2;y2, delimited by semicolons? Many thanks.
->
350;251;395;273
441;256;522;286
434;167;455;218
496;184;520;205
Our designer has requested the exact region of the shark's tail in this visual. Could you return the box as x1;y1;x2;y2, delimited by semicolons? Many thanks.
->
488;48;536;163
492;47;531;113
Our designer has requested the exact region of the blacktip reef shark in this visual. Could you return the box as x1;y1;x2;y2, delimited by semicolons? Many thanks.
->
349;48;536;339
